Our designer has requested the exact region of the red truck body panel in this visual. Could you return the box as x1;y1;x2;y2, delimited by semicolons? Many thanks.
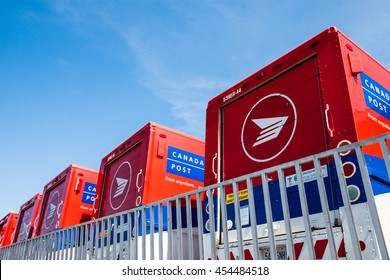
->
13;193;42;242
34;165;99;236
0;212;18;247
205;26;390;185
96;122;205;218
202;27;390;258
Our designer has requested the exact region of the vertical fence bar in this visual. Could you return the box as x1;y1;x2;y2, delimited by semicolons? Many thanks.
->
196;191;205;260
277;167;295;260
261;173;277;260
51;232;57;260
76;223;81;260
313;156;337;259
82;223;89;260
246;177;260;260
105;218;110;260
69;227;74;260
175;197;183;260
185;195;194;259
94;220;100;260
379;137;390;172
113;216;118;260
207;187;217;260
333;150;362;260
91;221;97;260
355;145;389;259
149;205;155;260
158;203;163;260
295;162;315;259
102;219;106;260
119;214;125;260
134;210;140;260
232;180;244;260
64;229;70;260
126;212;133;260
167;200;173;260
31;238;37;260
60;230;66;260
141;207;146;260
219;184;229;259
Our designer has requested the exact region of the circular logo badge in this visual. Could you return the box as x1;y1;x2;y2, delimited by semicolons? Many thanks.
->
241;93;297;162
44;191;60;230
109;161;132;211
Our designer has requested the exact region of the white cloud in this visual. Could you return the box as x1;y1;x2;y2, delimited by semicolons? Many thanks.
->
41;1;267;138
42;0;390;138
91;6;234;138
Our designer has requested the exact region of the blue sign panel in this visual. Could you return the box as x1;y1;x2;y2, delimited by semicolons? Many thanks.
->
82;182;97;204
361;72;390;121
166;146;204;182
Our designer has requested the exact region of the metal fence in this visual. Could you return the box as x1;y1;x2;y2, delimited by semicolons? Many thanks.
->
1;133;389;260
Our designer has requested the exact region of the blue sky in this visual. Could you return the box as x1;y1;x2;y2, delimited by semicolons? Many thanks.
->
1;0;390;219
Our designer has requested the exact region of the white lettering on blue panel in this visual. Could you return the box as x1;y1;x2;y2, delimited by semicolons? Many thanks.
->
166;146;204;182
82;182;97;204
361;72;390;120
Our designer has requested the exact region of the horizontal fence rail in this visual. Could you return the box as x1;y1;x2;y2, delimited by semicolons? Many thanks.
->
1;133;389;260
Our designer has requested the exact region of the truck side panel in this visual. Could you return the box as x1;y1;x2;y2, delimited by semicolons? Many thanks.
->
34;165;99;236
203;26;390;259
13;193;42;242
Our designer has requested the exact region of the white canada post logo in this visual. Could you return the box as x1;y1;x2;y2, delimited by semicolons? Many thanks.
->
241;93;297;162
109;161;132;210
251;116;289;147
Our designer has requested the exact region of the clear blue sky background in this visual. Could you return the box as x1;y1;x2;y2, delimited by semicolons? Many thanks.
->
1;0;390;219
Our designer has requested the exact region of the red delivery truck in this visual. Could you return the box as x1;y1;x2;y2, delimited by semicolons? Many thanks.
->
205;26;390;184
93;122;204;259
96;122;205;218
203;26;390;259
0;212;18;247
13;193;42;243
33;164;99;236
